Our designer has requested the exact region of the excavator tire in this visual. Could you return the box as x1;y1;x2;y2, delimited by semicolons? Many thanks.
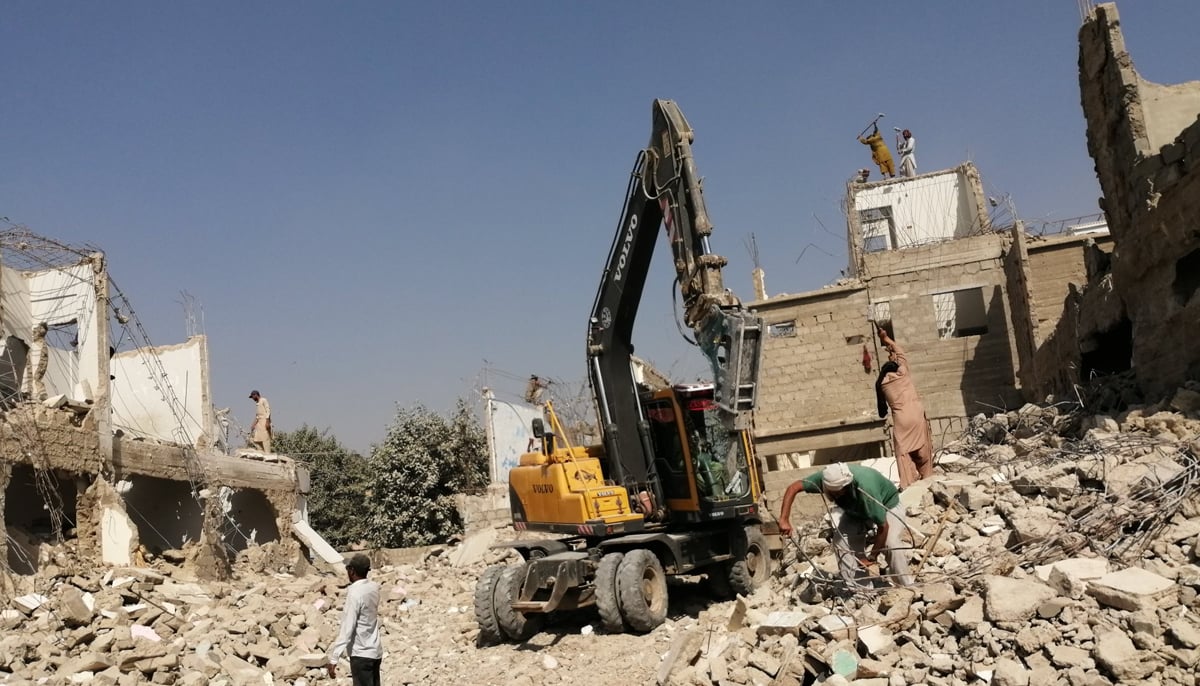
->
616;549;668;633
594;552;625;632
473;565;506;645
495;563;544;641
727;525;771;596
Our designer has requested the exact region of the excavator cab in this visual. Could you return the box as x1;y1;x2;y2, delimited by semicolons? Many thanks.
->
643;383;758;519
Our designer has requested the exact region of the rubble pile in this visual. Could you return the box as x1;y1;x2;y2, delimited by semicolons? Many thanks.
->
3;389;1200;685
651;391;1200;686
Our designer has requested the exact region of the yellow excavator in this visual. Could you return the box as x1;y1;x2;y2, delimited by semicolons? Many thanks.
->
475;99;769;641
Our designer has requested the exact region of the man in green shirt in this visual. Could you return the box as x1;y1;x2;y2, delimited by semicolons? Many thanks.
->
778;462;914;588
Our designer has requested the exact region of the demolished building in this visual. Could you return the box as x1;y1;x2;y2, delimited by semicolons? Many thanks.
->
1033;2;1200;402
749;163;1113;486
0;230;314;582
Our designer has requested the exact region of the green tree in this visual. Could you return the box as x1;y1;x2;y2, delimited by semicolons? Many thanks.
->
366;399;489;547
272;425;370;549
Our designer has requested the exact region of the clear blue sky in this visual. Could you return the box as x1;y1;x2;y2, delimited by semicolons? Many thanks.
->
4;2;1198;453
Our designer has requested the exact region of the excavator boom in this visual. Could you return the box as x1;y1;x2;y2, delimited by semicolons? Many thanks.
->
586;99;763;510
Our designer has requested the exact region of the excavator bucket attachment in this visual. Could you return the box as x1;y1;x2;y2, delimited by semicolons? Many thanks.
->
700;307;763;429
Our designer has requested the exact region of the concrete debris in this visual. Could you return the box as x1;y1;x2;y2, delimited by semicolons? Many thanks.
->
0;397;1198;684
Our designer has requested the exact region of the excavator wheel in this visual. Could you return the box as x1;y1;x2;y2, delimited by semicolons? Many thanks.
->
616;549;668;633
593;552;625;632
727;525;771;596
473;565;506;645
495;563;544;641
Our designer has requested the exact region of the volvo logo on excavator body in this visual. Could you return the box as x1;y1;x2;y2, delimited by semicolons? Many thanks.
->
612;215;638;282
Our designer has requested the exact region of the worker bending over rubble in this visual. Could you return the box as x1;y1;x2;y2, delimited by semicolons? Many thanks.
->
778;462;914;589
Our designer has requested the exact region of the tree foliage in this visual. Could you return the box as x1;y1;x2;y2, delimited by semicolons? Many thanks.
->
366;399;489;548
271;425;370;549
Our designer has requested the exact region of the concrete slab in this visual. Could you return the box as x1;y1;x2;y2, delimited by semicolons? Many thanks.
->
1045;557;1110;598
756;611;809;637
291;513;343;565
447;527;498;568
1088;567;1179;611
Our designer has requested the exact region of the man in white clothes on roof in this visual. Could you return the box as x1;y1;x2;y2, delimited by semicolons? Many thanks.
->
897;129;917;178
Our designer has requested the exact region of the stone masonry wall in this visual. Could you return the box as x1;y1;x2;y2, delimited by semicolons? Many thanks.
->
1079;3;1200;397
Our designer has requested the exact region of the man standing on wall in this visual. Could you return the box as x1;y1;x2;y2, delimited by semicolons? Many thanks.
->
896;129;917;178
328;553;383;685
248;390;272;453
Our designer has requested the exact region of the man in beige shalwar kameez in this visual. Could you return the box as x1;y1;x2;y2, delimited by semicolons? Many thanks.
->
876;329;933;488
249;389;272;453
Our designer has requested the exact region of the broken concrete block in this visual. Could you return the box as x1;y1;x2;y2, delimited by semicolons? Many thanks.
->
447;528;499;568
655;628;701;685
747;650;780;678
1168;619;1200;649
298;653;328;668
857;626;896;658
816;614;856;640
130;625;161;643
957;486;993;511
726;597;748;631
1005;505;1061;544
1037;597;1070;619
983;575;1056;623
1104;455;1185;496
953;596;984;630
756;611;808;637
991;657;1030;686
1094;629;1159;681
0;608;22;630
1088;567;1178;611
59;587;95;627
12;594;47;615
57;653;112;676
1046;644;1092;670
1046;557;1110;598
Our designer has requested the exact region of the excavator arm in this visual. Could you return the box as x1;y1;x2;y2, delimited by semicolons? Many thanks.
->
587;99;763;513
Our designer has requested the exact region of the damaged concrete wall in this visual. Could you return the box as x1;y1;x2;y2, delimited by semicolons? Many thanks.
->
111;335;216;448
750;283;885;458
0;260;107;403
1078;3;1200;397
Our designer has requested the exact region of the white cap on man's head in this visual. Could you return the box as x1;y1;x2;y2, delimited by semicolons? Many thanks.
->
822;463;854;490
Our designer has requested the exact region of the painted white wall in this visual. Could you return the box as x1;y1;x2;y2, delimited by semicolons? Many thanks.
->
0;263;102;400
852;168;979;249
111;336;211;447
486;398;543;485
